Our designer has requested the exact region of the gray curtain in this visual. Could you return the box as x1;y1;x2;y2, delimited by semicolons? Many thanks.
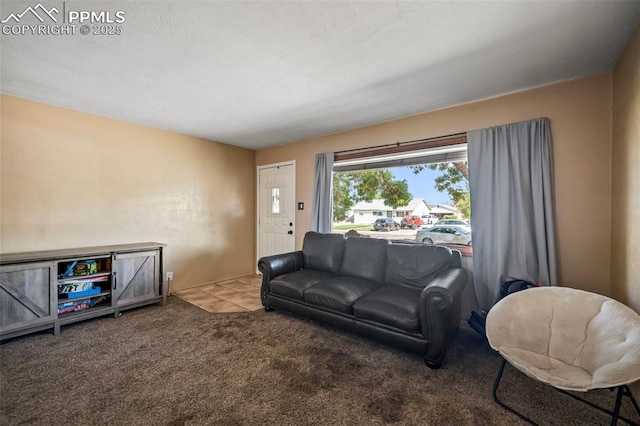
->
468;118;557;311
310;152;334;233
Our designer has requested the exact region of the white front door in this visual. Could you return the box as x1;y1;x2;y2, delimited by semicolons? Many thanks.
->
258;162;296;263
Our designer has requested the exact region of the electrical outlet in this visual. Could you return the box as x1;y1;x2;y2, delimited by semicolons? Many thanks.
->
166;271;174;281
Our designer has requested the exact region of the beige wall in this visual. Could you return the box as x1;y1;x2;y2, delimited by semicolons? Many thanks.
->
257;74;613;297
612;27;640;312
1;95;256;291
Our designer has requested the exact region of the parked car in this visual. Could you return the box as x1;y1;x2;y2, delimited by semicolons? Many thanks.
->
400;215;423;229
420;214;435;225
415;226;472;246
434;219;471;231
373;218;399;231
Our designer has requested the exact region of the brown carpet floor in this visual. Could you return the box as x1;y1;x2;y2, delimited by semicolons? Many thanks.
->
1;297;638;425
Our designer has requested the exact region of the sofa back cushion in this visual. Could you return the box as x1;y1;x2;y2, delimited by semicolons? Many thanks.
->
385;243;452;288
302;232;346;274
340;237;388;283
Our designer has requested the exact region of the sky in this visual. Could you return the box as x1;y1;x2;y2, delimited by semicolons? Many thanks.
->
389;166;452;205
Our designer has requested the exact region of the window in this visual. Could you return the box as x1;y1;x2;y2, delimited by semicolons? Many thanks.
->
271;188;280;214
331;134;472;255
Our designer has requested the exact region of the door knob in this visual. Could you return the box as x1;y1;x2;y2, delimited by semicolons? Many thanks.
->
288;230;293;235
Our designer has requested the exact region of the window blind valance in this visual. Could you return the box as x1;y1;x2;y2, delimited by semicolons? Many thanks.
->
333;143;467;172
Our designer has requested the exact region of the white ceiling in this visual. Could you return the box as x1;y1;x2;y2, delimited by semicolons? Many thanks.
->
1;1;639;150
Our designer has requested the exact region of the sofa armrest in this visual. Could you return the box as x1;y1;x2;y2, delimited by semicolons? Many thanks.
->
450;249;462;268
419;267;467;368
258;251;304;307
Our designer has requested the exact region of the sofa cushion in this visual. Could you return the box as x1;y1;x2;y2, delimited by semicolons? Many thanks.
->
302;232;346;274
303;276;382;314
339;237;388;283
353;285;422;332
385;243;452;288
270;269;335;301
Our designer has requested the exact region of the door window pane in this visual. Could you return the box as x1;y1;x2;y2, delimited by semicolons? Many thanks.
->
271;188;280;214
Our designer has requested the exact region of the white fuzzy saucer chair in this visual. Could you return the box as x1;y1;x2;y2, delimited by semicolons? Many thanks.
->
486;286;640;425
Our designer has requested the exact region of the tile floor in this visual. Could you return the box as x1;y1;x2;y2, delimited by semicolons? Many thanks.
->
174;274;263;313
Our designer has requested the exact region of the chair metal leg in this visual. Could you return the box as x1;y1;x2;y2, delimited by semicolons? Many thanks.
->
617;386;640;426
493;356;640;426
623;385;640;419
612;386;625;426
492;357;538;425
555;385;640;426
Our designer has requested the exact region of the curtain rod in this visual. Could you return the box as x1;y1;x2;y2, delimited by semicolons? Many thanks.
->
333;132;466;156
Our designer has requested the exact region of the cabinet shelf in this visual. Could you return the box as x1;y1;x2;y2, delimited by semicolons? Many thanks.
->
58;272;110;284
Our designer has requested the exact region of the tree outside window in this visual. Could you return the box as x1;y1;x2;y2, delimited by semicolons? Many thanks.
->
332;161;470;223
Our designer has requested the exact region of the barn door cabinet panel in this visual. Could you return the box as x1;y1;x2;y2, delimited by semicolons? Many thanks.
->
0;243;165;341
0;261;56;339
113;249;162;312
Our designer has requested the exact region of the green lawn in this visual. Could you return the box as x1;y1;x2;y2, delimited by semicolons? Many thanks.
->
332;224;373;231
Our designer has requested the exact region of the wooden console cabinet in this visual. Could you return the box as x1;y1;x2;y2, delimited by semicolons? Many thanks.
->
0;243;165;341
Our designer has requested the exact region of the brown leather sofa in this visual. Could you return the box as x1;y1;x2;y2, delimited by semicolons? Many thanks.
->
258;231;467;368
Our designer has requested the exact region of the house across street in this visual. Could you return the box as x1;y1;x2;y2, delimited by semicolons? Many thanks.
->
348;198;460;225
